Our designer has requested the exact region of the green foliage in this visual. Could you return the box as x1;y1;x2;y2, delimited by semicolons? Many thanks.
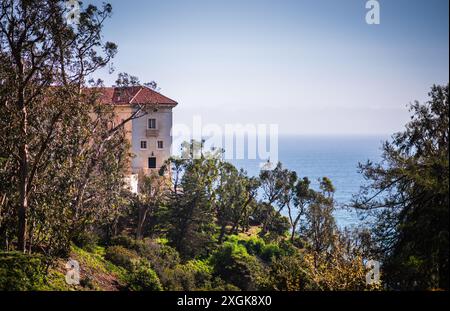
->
0;0;126;257
215;162;259;242
72;231;99;253
260;243;282;262
127;260;162;291
160;258;240;291
252;203;290;241
42;270;73;291
108;236;189;290
258;162;297;236
0;0;414;294
71;244;127;285
80;276;96;290
0;252;46;291
268;253;311;291
161;263;208;291
104;246;139;271
231;236;283;262
264;214;291;241
110;236;181;269
354;84;449;290
210;237;268;290
110;235;137;249
129;240;181;274
135;172;170;239
162;143;222;258
240;236;265;256
183;259;214;287
109;235;159;258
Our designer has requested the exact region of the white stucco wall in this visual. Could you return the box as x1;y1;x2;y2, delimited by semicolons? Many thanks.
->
123;174;139;194
131;107;173;174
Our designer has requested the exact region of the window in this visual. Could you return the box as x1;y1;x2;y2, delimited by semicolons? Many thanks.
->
140;140;147;149
148;118;156;129
157;140;164;149
148;157;156;169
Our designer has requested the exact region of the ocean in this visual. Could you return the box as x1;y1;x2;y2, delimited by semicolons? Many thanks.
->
174;135;388;228
228;135;388;228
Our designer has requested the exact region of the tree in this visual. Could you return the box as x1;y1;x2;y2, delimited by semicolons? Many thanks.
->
215;162;259;243
259;162;297;236
286;177;315;242
353;84;449;290
161;141;221;259
0;0;117;252
0;1;147;258
302;231;372;291
300;177;337;267
135;172;170;240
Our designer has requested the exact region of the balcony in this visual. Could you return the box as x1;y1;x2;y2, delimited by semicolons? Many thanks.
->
146;129;159;137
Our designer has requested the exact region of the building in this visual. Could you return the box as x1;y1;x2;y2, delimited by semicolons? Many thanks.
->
96;86;178;192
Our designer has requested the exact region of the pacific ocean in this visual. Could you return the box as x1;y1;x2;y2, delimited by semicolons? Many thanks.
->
228;135;388;228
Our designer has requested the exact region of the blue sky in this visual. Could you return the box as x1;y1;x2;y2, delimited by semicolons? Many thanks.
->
90;0;449;135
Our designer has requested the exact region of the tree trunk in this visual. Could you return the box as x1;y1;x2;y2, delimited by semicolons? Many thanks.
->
290;218;300;243
290;227;296;242
18;142;29;253
136;205;149;240
18;87;29;253
218;224;226;244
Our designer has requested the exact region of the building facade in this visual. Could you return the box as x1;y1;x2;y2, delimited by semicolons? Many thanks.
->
96;86;178;192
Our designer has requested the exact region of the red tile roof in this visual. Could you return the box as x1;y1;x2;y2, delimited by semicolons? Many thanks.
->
88;86;178;106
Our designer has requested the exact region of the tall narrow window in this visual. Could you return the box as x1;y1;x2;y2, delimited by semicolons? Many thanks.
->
148;157;156;169
157;140;164;149
148;118;156;129
140;140;147;149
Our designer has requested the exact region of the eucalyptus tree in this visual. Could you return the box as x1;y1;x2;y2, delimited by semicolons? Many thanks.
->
135;171;170;240
302;177;337;256
215;162;259;243
0;0;133;255
286;177;315;242
161;141;223;259
258;162;297;236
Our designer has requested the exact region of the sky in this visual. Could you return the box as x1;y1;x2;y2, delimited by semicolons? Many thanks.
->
89;0;449;135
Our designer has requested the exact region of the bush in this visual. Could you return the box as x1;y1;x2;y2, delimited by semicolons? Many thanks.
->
136;241;181;275
127;261;162;291
0;252;46;290
240;236;265;256
260;243;282;262
183;260;212;287
161;259;213;291
265;214;290;240
230;235;282;262
208;277;241;291
72;231;99;252
109;236;183;290
79;276;96;290
104;245;139;270
110;236;180;269
268;253;311;290
278;239;299;255
110;235;136;249
161;265;197;291
210;240;268;290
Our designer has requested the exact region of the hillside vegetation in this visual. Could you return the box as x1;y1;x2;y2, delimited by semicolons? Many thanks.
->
0;0;447;291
